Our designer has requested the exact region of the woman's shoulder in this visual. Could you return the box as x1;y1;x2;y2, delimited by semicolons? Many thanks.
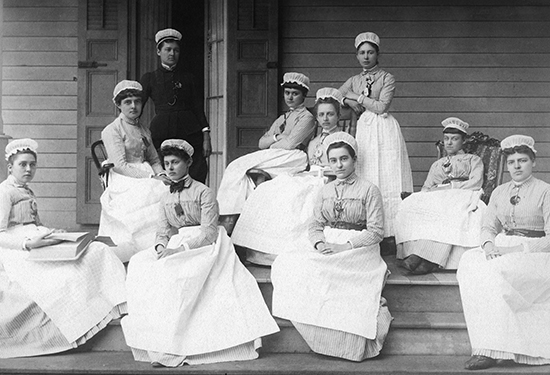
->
101;118;121;137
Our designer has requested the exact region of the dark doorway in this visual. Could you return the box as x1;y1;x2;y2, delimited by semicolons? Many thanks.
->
172;0;206;99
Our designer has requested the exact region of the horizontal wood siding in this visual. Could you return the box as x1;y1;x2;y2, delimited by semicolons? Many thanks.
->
280;0;550;190
3;1;79;229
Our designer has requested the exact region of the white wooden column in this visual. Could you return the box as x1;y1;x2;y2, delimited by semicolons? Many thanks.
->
0;0;13;179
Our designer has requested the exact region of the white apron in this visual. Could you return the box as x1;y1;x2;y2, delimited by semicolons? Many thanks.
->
395;189;485;247
271;228;387;339
0;225;126;344
355;111;413;237
99;162;168;260
458;234;550;360
217;149;307;215
121;226;279;360
232;172;325;263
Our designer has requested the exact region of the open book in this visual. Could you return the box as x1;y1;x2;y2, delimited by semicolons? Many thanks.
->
27;232;95;262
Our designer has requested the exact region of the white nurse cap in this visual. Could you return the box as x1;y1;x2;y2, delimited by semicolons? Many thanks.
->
155;28;182;47
281;72;310;91
441;117;469;134
324;131;358;155
316;87;345;105
112;80;142;102
160;139;194;157
5;138;38;161
501;135;537;153
354;32;380;49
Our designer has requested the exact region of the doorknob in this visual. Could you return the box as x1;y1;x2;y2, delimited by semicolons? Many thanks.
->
78;61;108;69
266;61;278;69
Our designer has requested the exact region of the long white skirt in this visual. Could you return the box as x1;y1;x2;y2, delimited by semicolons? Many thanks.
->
356;111;413;237
0;225;127;358
121;226;279;366
99;163;168;261
231;172;326;265
272;228;389;343
217;149;308;215
458;234;550;364
395;189;486;269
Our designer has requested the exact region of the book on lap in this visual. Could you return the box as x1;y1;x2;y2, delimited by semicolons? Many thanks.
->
27;232;95;262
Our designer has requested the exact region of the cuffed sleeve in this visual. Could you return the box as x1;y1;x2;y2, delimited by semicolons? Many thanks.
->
422;162;439;191
480;187;501;247
523;188;550;253
258;116;285;150
270;111;315;150
155;193;172;249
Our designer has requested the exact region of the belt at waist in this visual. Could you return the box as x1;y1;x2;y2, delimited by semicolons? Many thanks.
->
441;177;469;184
330;222;365;231
505;229;546;238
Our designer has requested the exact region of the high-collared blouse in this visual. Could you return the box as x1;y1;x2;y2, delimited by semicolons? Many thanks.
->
481;177;550;253
338;66;395;114
309;172;384;248
258;104;316;150
101;113;163;178
422;151;484;191
306;129;337;166
0;175;41;249
155;175;218;249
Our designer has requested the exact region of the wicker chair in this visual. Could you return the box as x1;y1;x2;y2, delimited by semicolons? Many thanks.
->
435;131;505;204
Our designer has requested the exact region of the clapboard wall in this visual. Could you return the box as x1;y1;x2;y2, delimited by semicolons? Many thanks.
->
280;0;550;190
2;0;78;228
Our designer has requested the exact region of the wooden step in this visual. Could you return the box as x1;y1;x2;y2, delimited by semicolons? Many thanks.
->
1;352;549;374
86;311;469;356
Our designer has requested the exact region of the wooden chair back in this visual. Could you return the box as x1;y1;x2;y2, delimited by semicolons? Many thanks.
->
435;131;505;204
90;140;114;190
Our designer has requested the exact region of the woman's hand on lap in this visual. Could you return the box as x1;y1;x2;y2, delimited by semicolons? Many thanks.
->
26;232;63;250
157;245;184;259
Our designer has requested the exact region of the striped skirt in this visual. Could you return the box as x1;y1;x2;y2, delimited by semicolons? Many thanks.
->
292;298;392;361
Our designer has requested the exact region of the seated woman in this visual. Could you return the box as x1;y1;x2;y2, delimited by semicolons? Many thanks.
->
231;88;344;265
99;80;171;261
271;132;392;361
216;72;316;215
121;139;279;367
394;117;485;274
457;135;550;371
0;139;126;358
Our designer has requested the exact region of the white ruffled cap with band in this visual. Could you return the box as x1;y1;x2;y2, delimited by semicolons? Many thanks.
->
155;28;182;47
324;131;358;156
441;117;469;134
354;32;380;49
160;139;194;157
112;80;143;103
501;134;537;153
280;72;310;91
316;87;345;105
5;138;38;161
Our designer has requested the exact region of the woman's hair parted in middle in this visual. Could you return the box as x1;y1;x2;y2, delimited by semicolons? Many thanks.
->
326;141;357;159
502;145;536;161
315;97;341;116
161;146;192;163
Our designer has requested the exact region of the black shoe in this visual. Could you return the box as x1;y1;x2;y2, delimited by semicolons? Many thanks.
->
401;254;423;272
464;355;496;370
410;259;439;275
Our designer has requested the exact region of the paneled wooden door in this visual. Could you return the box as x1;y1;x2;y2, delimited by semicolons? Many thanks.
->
226;0;279;162
76;0;128;224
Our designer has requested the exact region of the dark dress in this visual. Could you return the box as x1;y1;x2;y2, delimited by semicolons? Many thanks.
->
140;66;210;182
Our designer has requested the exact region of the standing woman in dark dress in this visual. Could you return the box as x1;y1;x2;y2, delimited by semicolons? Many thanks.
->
140;28;212;183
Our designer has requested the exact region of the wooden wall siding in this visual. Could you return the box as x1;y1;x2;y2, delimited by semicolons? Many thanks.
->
3;0;78;228
280;0;550;189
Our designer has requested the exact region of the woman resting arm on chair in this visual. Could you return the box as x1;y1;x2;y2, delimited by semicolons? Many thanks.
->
394;117;485;274
99;80;171;261
0;139;126;358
